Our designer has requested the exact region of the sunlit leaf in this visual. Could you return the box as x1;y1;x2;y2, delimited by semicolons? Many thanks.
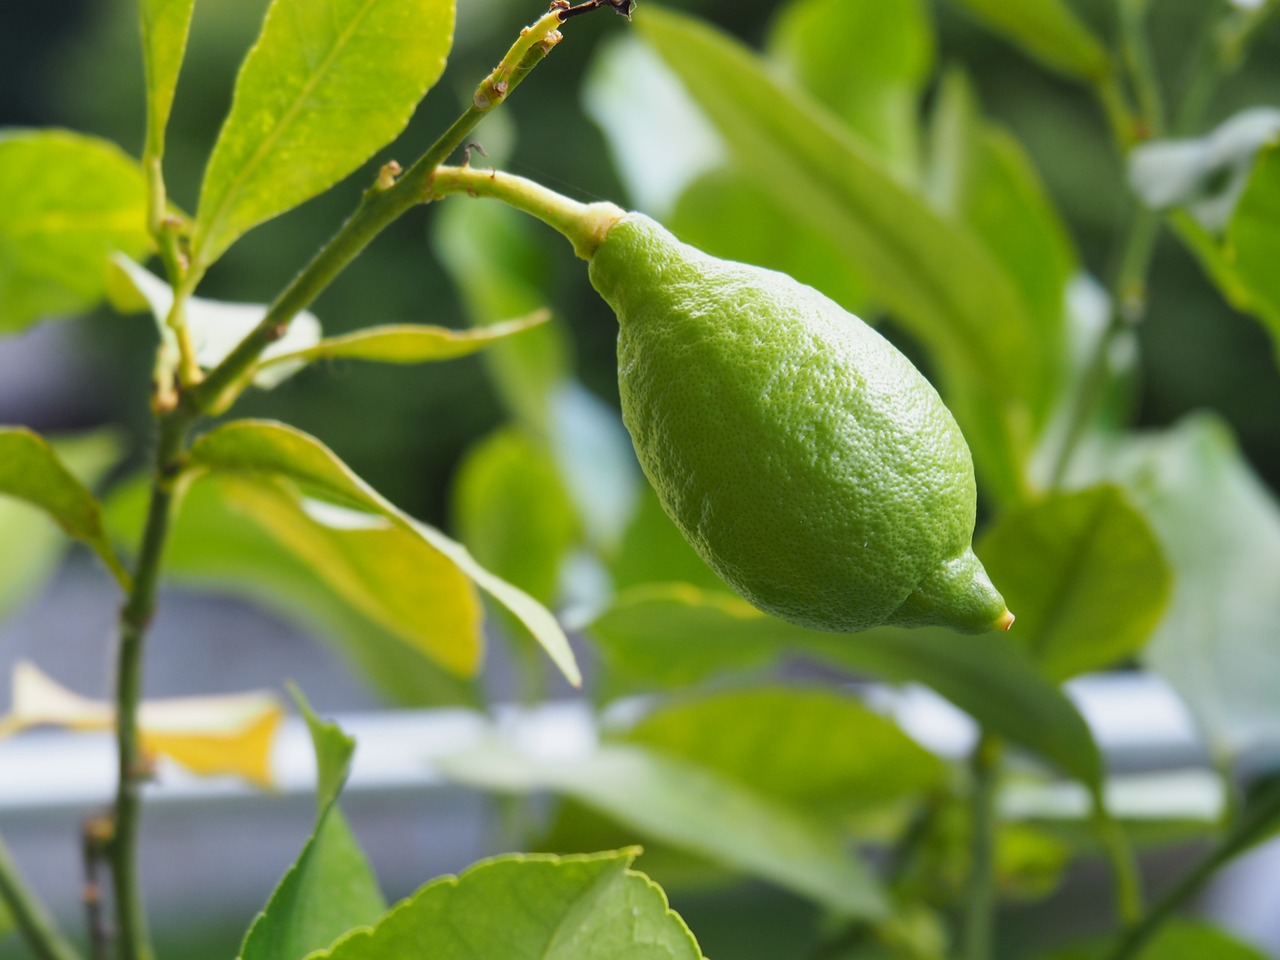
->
260;311;549;368
0;661;282;787
768;0;932;179
309;850;704;960
943;0;1110;80
0;427;130;589
979;485;1171;680
0;429;122;622
441;742;886;918
140;0;197;160
105;475;478;708
0;130;150;332
239;688;384;960
110;256;322;388
188;420;580;686
622;687;946;818
193;0;456;266
588;585;1101;786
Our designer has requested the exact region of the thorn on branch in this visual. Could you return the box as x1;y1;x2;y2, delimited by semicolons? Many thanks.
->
462;142;488;167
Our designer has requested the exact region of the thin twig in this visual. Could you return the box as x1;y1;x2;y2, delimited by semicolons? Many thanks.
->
82;817;113;960
0;832;84;960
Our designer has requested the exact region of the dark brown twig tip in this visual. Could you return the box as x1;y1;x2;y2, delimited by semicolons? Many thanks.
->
555;0;635;22
462;142;489;167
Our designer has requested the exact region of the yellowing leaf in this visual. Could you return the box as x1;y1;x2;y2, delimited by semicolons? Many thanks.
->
0;662;283;787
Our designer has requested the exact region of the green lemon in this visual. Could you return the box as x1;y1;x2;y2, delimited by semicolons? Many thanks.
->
588;213;1012;635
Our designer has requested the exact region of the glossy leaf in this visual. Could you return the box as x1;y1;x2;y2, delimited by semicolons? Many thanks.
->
239;689;384;960
193;0;455;266
110;256;321;388
635;7;1038;499
0;131;150;332
1228;143;1280;359
432;199;570;434
943;0;1109;80
0;661;283;787
1107;415;1280;758
310;850;704;960
623;687;946;817
979;485;1171;680
0;429;121;622
452;427;578;606
139;0;197;158
106;475;478;707
0;427;130;589
260;312;549;368
188;420;580;686
768;0;932;179
440;743;886;918
589;585;1101;786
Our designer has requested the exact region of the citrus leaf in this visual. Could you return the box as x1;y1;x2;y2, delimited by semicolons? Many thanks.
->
1052;919;1270;960
0;427;130;589
634;6;1038;500
239;688;384;960
1107;415;1280;759
308;850;704;960
452;427;578;606
140;0;197;159
0;429;122;622
1228;142;1280;361
110;255;321;388
943;0;1110;80
105;474;478;707
188;420;580;686
193;0;455;266
588;585;1102;786
0;661;283;787
979;485;1171;681
260;311;549;368
0;130;149;332
768;0;932;179
440;743;887;918
623;687;946;818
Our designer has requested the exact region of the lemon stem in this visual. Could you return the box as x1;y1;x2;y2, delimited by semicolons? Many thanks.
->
429;165;624;260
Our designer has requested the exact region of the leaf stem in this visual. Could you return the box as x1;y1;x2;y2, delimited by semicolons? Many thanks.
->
186;4;603;415
1104;777;1280;960
1092;787;1144;926
109;407;194;960
1119;0;1165;139
960;734;1001;960
0;832;85;960
427;165;624;258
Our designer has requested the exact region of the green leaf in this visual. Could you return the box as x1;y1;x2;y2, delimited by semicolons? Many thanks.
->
105;474;478;707
588;585;1102;786
452;427;578;606
309;849;704;960
1052;919;1270;960
1228;143;1280;361
0;430;122;622
635;6;1039;501
623;687;946;818
441;743;887;918
767;0;932;179
139;0;197;159
193;0;456;266
188;420;580;686
0;427;130;590
0;130;150;332
943;0;1109;81
239;688;385;960
432;199;571;434
1106;415;1280;759
260;312;549;368
110;255;322;389
979;485;1171;681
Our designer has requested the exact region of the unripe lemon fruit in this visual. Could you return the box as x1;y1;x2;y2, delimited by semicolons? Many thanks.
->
587;213;1012;634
